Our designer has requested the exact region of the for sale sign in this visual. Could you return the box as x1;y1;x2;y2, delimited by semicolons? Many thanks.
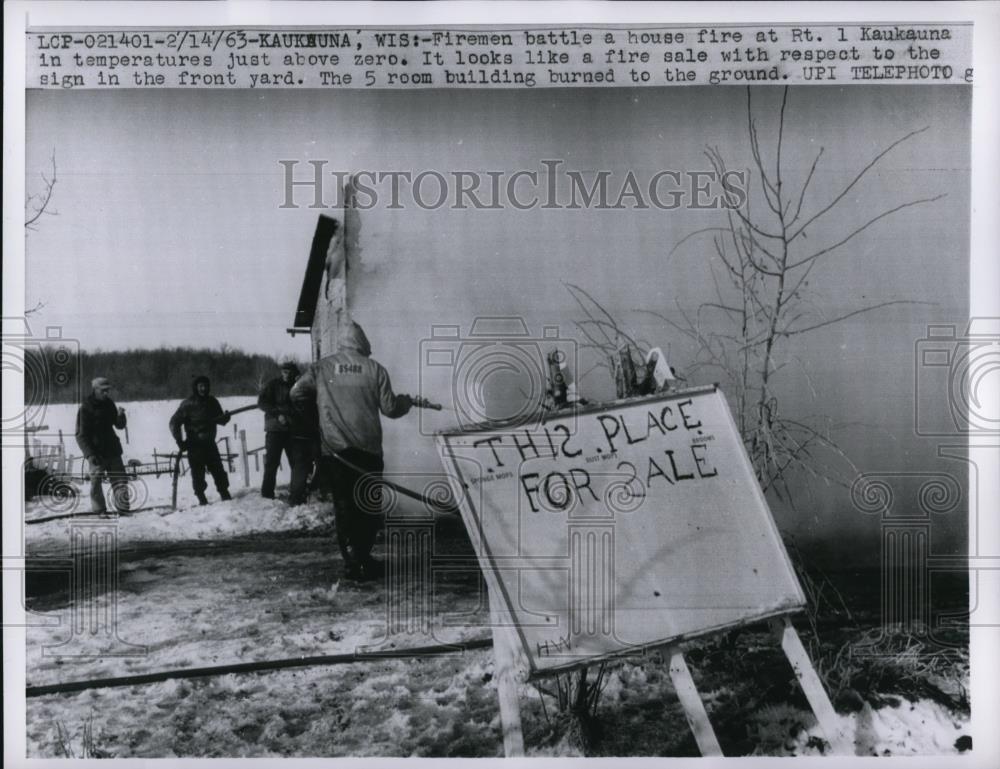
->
437;384;805;677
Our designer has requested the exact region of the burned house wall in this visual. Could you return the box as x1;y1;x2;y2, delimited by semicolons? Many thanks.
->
300;206;350;362
308;183;359;362
311;274;346;361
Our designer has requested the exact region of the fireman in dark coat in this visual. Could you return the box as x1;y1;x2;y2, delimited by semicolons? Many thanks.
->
169;375;231;505
75;377;130;515
258;361;313;503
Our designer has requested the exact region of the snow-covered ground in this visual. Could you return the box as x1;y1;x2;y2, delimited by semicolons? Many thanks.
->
23;493;972;759
25;489;331;557
21;407;972;758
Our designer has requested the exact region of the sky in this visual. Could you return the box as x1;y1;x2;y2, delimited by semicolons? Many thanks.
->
25;84;970;554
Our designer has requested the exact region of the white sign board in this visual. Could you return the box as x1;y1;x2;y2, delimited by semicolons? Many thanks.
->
437;385;805;677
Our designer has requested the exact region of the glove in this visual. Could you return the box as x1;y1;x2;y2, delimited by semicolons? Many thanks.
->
88;456;102;469
176;440;188;452
219;413;231;425
398;394;414;412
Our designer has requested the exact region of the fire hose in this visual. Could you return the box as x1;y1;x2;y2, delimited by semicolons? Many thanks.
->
25;399;458;518
168;396;457;514
26;637;493;698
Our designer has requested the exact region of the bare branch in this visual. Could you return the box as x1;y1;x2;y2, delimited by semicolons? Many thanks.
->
668;226;733;258
782;241;826;304
732;204;784;242
787;193;946;270
576;318;645;353
775;86;789;204
566;283;622;332
572;320;615;353
25;151;58;230
790;147;825;226
778;300;936;338
566;283;619;349
739;227;782;271
789;125;931;241
746;89;781;205
707;253;732;309
736;300;933;353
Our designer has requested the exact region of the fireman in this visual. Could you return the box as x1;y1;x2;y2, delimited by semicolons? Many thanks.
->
290;322;413;579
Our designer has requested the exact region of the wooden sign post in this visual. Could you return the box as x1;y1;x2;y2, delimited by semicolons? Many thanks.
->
437;385;847;755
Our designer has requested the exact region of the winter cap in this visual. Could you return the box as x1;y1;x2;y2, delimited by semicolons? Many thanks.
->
192;375;211;394
280;361;300;374
91;377;111;391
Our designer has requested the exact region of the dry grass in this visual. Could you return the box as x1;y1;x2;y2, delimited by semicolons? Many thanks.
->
54;713;113;758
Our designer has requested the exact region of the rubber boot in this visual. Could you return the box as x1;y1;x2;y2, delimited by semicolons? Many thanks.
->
220;490;232;501
196;492;209;506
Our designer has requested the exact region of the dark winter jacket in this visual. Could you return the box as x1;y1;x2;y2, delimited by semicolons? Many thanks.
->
75;393;126;460
169;378;230;446
290;322;410;457
258;376;319;437
258;376;296;433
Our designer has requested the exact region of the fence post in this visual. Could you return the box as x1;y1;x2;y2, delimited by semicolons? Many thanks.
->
239;430;250;488
221;436;234;472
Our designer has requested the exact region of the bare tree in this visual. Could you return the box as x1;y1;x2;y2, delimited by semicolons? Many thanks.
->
644;86;941;500
25;151;59;315
569;87;940;502
25;150;58;231
566;281;651;394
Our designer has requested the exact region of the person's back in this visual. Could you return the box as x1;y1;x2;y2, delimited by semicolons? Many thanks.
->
291;321;412;579
296;322;410;458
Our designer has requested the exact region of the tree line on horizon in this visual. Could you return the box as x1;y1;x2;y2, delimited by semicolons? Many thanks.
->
24;345;308;404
